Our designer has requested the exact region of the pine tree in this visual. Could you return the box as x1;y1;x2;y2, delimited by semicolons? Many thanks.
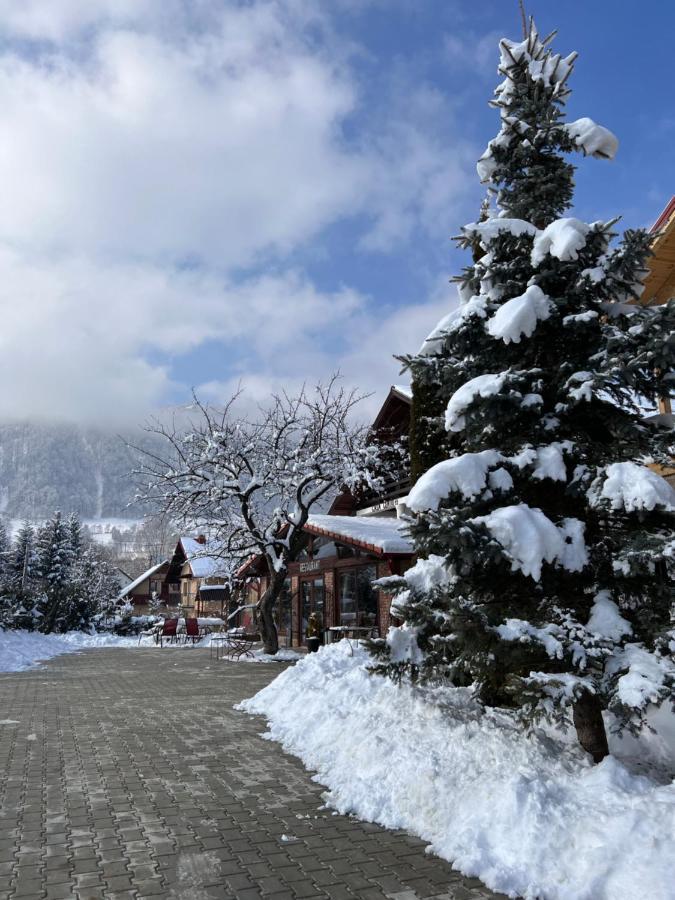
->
0;519;13;627
69;542;120;632
8;522;38;629
67;512;82;559
36;510;75;634
372;22;675;762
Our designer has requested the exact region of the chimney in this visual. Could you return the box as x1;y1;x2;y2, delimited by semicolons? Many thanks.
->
195;534;207;545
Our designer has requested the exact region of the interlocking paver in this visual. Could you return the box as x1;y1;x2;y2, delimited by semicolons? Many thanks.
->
0;649;507;899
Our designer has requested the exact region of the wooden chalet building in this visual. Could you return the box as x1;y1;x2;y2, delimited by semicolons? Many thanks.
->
117;559;174;615
641;195;675;486
166;535;231;617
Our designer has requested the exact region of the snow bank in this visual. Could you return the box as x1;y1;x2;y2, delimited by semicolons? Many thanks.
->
239;643;675;900
0;629;138;673
566;117;619;160
485;284;552;344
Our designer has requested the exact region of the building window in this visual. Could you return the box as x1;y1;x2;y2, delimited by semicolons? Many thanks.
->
338;566;378;628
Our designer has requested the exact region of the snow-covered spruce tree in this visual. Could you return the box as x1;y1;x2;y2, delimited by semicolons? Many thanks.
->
8;522;38;629
0;518;13;627
72;542;121;631
371;23;675;762
36;510;76;634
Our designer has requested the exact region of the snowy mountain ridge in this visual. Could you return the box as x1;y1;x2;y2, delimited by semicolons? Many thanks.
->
0;421;161;520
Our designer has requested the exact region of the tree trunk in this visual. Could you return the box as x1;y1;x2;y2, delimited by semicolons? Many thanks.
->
257;573;285;655
573;690;609;763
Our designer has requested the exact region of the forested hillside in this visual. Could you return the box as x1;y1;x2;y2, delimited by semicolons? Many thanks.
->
0;422;158;519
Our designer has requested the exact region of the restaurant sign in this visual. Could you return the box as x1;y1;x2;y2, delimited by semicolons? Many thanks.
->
356;498;397;516
299;560;321;574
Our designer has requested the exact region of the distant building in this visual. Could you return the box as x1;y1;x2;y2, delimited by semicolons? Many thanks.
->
117;560;174;615
166;535;232;617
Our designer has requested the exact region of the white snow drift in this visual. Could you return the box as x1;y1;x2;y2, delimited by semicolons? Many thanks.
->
0;629;138;673
239;642;674;900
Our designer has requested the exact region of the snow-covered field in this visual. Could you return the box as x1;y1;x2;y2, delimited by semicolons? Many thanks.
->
0;627;301;673
0;629;139;673
239;641;675;900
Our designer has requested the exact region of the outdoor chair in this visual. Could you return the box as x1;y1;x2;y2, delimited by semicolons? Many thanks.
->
158;618;179;647
223;631;259;660
183;618;207;645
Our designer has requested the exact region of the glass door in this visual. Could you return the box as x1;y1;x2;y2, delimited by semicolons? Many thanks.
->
301;577;325;641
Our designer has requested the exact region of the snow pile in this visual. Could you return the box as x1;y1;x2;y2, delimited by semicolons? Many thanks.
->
612;644;673;710
402;554;453;593
216;646;302;664
418;292;488;355
566;117;619;160
471;504;588;580
464;217;537;243
531;217;590;266
485;284;553;344
407;450;502;512
387;623;425;664
445;373;506;432
591;462;675;512
408;443;573;512
239;642;675;900
587;591;632;641
0;629;138;673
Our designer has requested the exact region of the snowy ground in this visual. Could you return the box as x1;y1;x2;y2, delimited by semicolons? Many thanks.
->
0;627;302;674
238;642;675;900
0;629;139;673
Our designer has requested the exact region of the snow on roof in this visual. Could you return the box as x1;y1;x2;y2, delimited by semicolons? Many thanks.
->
306;515;413;555
180;536;230;578
118;560;168;599
392;384;413;401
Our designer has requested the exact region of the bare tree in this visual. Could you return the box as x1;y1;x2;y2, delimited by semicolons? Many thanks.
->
136;377;393;653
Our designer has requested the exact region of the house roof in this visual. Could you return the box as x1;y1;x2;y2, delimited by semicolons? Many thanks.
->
179;536;230;578
641;195;675;306
305;514;413;556
119;560;169;599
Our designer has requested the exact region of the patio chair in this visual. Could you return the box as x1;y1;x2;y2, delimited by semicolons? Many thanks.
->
183;618;202;645
159;618;179;647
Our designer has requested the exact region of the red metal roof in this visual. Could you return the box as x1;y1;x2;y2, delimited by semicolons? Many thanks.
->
651;196;675;233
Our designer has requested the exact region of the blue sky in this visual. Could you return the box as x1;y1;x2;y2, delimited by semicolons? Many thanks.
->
0;0;672;424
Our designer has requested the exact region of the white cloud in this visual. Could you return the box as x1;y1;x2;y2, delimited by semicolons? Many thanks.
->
0;1;477;423
0;19;367;268
194;275;458;422
444;30;503;75
0;249;372;422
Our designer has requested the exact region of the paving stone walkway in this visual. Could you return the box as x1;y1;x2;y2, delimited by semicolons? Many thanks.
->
0;649;506;900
